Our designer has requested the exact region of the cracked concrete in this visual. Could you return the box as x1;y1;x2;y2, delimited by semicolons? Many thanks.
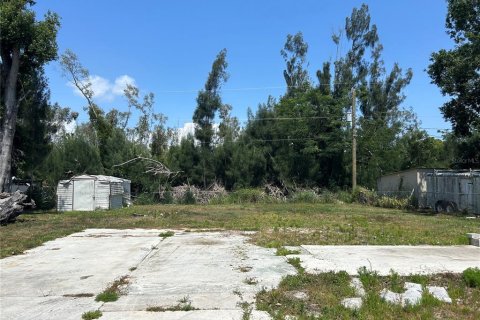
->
0;229;295;320
1;230;479;319
287;245;480;275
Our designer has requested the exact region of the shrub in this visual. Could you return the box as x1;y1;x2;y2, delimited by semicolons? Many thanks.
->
375;196;410;210
288;191;320;203
182;188;196;204
27;185;56;210
212;188;269;204
352;187;377;205
133;192;157;205
463;267;480;288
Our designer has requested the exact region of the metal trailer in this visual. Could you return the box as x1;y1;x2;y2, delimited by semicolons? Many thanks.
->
425;170;480;214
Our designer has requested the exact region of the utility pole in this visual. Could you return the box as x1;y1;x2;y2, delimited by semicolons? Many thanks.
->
351;87;357;191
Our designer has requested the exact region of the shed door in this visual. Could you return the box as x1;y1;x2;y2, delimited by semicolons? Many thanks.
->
73;180;95;211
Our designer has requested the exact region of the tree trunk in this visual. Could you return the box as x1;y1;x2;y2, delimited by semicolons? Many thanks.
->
0;47;20;192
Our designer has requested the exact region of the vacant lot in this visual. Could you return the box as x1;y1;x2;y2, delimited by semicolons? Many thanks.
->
1;203;478;258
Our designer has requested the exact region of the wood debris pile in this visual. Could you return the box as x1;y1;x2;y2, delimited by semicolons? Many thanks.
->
0;191;35;224
160;183;227;204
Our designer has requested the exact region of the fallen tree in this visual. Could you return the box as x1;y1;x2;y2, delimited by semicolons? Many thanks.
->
0;191;34;224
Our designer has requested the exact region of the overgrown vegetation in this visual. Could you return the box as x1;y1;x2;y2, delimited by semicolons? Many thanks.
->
159;230;175;238
257;271;480;319
146;296;197;312
1;203;478;259
95;276;129;302
81;310;102;320
463;268;480;288
3;1;475;206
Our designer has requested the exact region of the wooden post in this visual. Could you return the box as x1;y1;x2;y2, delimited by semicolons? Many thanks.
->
352;88;357;191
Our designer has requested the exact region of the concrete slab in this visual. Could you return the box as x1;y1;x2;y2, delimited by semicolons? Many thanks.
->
295;245;480;275
102;231;296;312
100;310;271;320
0;229;296;320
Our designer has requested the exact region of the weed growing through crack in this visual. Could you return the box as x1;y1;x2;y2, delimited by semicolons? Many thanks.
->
159;231;175;239
287;257;305;273
95;276;129;302
240;301;253;320
389;269;405;293
146;296;198;312
276;247;300;256
129;266;137;272
81;310;102;320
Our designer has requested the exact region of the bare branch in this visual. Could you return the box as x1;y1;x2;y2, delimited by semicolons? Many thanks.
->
112;156;181;178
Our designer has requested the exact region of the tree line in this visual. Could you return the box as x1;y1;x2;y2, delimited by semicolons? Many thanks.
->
1;1;478;207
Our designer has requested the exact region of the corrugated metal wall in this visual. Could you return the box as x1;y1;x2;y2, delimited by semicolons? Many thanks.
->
95;181;111;210
56;176;130;211
57;181;73;211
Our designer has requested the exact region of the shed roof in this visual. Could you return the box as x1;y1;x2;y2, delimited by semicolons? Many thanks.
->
59;175;130;184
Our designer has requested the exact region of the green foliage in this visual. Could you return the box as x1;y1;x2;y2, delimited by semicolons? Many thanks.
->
276;247;300;256
182;188;196;205
281;32;310;96
358;266;380;290
95;290;118;302
210;189;272;204
428;0;480;136
81;310;102;320
463;267;480;288
159;231;175;239
26;185;55;210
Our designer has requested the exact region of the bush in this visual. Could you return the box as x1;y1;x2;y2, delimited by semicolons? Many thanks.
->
159;190;174;204
27;185;56;210
133;192;157;205
352;187;378;205
288;191;320;203
463;267;480;288
375;195;410;210
182;188;196;204
211;188;270;204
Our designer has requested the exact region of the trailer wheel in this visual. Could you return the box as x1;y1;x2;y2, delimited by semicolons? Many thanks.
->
434;201;444;213
445;202;457;214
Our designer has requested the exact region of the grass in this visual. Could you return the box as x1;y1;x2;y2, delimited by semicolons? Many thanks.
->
463;267;480;288
276;247;300;256
95;275;129;302
81;310;102;320
256;271;480;319
1;203;478;258
146;296;197;312
159;230;175;238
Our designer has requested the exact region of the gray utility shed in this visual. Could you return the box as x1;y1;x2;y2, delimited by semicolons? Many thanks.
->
56;175;131;211
377;169;480;214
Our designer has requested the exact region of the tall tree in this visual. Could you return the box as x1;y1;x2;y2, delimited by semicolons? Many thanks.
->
428;0;480;136
281;32;310;96
193;49;228;187
0;0;60;191
329;4;413;187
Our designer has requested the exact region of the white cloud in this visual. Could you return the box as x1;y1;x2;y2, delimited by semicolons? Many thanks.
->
112;75;136;95
89;75;112;99
68;74;136;102
177;122;196;141
175;122;219;145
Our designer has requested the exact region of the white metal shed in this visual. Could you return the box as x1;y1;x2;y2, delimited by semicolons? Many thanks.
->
56;175;131;211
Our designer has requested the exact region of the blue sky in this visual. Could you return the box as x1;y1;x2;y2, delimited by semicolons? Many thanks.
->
34;0;452;137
